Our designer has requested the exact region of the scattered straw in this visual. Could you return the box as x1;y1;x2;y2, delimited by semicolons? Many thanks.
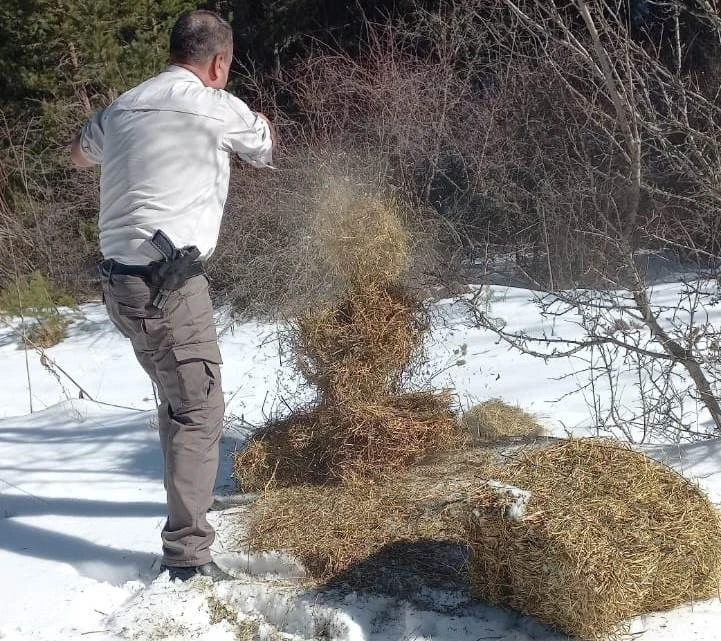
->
461;399;544;441
466;439;721;640
235;185;461;506
311;187;410;287
246;449;495;580
235;255;460;488
235;391;461;489
294;283;427;401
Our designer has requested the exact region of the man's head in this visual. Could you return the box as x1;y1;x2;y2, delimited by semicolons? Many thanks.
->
170;10;233;89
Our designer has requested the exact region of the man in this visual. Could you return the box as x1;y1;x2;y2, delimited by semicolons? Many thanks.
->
70;10;274;581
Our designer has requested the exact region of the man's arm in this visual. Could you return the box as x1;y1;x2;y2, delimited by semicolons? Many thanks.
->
70;132;96;168
256;112;277;149
70;109;107;168
221;95;275;168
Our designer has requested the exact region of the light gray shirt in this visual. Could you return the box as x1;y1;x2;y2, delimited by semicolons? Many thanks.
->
79;65;273;264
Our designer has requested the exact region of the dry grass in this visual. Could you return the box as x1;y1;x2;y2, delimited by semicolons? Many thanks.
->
235;190;462;489
294;283;428;402
206;596;258;640
311;186;410;287
466;439;721;640
246;448;495;579
461;399;544;441
244;437;721;639
26;316;69;348
235;391;461;489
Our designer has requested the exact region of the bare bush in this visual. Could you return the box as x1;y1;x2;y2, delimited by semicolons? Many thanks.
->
278;2;642;285
6;0;721;351
0;107;100;297
466;0;721;440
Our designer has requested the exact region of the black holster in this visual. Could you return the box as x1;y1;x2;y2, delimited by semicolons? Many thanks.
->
146;230;203;309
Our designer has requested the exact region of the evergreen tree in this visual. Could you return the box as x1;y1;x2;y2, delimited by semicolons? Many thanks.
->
0;0;198;107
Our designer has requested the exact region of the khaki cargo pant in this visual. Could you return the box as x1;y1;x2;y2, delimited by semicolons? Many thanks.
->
102;272;224;567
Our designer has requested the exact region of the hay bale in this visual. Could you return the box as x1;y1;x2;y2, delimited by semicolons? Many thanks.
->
461;399;544;440
312;188;410;287
235;391;461;490
246;449;495;579
294;284;427;402
466;439;721;640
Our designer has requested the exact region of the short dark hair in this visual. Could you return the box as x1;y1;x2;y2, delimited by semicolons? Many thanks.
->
169;10;232;65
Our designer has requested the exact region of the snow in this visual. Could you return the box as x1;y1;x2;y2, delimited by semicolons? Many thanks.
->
1;284;721;640
482;481;532;521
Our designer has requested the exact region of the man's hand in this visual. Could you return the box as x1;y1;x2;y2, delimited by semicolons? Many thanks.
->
70;132;96;168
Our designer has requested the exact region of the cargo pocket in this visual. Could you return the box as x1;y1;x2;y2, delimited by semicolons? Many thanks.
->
106;277;165;348
162;343;223;414
117;300;162;319
171;277;218;346
114;298;167;352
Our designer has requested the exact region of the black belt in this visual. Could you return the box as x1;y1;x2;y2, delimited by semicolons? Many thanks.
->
100;259;205;280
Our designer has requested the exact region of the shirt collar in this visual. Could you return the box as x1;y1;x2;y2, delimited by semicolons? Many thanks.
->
163;64;205;85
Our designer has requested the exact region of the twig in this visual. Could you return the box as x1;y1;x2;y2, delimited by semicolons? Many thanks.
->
0;317;95;401
8;244;32;413
84;399;147;413
0;477;50;505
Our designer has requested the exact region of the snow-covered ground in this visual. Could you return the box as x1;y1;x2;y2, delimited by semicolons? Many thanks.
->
1;285;721;640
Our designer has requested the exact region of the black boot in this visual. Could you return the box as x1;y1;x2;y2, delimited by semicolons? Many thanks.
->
161;561;233;582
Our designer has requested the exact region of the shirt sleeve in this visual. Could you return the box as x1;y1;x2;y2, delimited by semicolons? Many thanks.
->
78;108;107;165
219;93;274;168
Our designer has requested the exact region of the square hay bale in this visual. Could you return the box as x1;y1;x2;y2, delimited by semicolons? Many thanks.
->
466;439;721;640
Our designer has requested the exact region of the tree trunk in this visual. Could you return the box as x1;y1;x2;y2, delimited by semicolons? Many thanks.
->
632;284;721;432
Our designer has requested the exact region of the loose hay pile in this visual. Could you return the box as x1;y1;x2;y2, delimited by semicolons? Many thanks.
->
466;439;721;640
246;449;495;579
234;190;460;489
237;391;457;488
294;283;427;402
461;399;544;441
